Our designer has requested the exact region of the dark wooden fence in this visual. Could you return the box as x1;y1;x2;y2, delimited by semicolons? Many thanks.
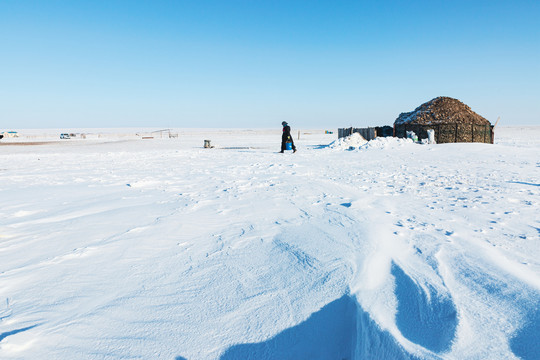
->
340;124;494;144
338;127;377;140
394;123;494;144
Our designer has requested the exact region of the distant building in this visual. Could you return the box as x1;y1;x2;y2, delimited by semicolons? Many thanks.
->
394;97;493;144
2;131;19;138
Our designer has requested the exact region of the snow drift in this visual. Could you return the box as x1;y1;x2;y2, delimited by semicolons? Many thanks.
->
329;133;413;150
0;127;539;359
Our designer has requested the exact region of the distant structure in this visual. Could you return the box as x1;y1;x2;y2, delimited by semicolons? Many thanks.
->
136;129;179;139
338;126;393;140
394;97;493;144
338;127;377;140
152;129;178;138
2;131;19;138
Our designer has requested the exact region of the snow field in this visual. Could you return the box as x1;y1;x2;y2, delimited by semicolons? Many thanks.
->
0;127;539;359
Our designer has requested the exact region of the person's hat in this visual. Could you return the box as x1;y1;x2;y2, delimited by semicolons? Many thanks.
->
282;121;288;126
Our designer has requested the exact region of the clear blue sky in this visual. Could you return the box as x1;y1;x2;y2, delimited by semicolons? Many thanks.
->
1;0;539;128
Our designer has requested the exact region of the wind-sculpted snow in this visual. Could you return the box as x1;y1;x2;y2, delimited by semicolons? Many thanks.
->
355;304;422;360
392;263;457;353
219;294;430;360
0;127;538;359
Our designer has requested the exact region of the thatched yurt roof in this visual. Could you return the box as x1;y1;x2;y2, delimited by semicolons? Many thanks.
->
394;97;491;126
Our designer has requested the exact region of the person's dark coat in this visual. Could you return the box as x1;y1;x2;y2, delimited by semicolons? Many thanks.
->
281;123;296;152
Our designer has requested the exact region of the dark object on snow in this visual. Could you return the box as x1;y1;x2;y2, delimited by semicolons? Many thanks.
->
281;123;296;152
204;140;213;148
375;126;394;137
0;134;3;140
394;96;493;144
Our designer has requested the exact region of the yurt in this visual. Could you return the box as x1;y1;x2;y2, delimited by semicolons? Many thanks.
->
394;97;493;144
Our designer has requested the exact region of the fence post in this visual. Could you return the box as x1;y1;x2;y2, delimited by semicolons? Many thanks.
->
471;124;474;142
455;124;458;143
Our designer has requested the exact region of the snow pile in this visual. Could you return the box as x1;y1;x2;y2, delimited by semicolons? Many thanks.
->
358;136;414;150
330;134;414;151
329;132;367;149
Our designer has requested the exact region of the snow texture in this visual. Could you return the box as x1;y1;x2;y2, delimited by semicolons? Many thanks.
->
0;127;539;359
329;132;413;151
328;132;368;150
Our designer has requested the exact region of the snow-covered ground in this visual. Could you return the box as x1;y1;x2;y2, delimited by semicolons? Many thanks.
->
0;127;538;359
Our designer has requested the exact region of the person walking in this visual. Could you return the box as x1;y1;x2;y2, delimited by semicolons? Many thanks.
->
280;121;297;153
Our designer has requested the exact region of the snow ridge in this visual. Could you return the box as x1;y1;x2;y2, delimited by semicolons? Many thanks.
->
0;127;538;359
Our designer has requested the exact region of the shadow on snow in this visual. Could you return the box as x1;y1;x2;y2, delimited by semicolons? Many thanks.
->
219;295;356;360
392;263;458;353
177;294;424;360
510;301;540;360
175;261;540;359
0;324;39;342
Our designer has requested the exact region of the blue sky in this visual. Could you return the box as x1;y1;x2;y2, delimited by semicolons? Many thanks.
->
1;0;539;128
